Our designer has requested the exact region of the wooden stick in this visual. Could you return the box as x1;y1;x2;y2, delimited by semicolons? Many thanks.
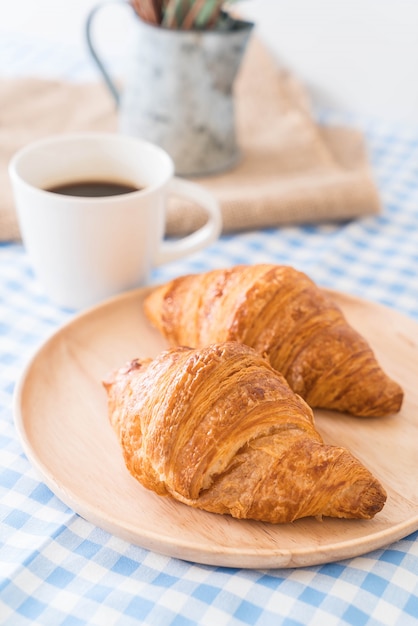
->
182;0;210;30
131;0;161;24
133;0;231;30
161;0;180;28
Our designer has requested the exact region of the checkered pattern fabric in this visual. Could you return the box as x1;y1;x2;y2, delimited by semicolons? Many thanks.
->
1;33;418;626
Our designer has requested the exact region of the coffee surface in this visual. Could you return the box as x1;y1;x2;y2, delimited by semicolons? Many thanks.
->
46;180;140;197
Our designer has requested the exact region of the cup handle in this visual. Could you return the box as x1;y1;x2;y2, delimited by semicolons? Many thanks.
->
155;177;222;266
85;0;132;105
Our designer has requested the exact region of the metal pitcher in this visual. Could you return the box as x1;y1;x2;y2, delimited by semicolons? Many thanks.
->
86;1;253;176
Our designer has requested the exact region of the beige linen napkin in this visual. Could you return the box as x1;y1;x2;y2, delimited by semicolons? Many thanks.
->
0;38;380;241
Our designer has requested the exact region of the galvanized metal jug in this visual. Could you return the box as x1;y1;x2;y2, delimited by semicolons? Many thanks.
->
86;1;253;176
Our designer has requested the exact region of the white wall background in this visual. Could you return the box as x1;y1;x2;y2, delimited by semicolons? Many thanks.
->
239;0;418;125
2;0;418;125
1;0;119;46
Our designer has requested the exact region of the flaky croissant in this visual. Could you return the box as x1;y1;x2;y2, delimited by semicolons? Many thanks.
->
103;342;386;523
144;264;403;417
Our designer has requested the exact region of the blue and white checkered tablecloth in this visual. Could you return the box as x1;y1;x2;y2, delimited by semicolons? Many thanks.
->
1;32;418;626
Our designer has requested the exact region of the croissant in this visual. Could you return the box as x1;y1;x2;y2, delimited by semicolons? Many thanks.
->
103;342;386;523
144;264;403;417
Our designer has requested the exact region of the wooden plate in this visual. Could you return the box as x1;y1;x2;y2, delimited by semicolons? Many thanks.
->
13;287;418;569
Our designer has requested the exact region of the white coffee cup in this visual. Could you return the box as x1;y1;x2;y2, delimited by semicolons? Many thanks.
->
9;133;222;309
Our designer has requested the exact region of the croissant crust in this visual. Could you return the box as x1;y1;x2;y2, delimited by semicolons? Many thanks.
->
104;342;386;523
144;264;403;417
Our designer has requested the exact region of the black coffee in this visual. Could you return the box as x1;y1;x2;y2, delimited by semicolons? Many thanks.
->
46;180;141;197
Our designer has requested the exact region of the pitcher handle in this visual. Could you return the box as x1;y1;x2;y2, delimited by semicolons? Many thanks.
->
85;0;132;106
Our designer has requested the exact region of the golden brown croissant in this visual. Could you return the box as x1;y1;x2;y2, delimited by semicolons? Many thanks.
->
144;264;403;417
103;342;386;523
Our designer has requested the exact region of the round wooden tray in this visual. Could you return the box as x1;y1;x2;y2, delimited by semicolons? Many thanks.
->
13;287;418;568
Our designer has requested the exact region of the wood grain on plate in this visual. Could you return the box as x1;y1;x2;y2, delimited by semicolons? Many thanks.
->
13;287;418;568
